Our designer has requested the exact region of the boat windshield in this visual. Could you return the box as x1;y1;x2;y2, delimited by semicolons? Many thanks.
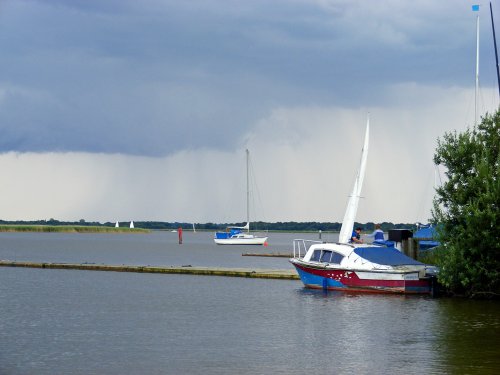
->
354;247;423;266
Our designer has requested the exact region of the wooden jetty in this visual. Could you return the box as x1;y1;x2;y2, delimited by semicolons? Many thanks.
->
0;260;299;280
242;253;293;258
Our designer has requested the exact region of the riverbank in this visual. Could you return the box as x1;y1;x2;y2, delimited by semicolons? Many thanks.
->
0;225;150;233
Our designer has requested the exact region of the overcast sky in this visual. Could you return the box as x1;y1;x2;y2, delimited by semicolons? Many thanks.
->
0;0;499;224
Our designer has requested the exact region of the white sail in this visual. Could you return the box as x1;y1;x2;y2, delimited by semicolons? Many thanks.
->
129;221;134;229
338;116;370;243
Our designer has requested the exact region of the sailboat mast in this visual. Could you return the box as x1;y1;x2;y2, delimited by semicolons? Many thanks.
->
490;2;500;102
246;148;250;232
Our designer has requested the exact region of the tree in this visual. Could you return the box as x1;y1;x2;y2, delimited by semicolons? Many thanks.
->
432;110;500;298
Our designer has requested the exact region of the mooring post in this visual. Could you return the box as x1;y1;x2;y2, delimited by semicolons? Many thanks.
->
412;238;420;260
410;239;416;259
178;227;183;244
402;239;410;257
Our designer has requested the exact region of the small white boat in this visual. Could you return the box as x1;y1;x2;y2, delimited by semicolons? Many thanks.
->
214;223;268;245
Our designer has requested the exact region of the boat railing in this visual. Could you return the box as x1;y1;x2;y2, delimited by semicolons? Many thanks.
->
293;239;322;259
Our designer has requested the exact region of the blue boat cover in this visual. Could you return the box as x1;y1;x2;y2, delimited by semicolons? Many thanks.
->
414;226;436;239
414;225;440;249
354;247;424;266
373;240;395;247
215;229;242;239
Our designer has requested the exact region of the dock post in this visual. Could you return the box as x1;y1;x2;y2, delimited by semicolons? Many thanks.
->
412;238;420;260
402;239;420;260
410;239;416;259
402;239;409;257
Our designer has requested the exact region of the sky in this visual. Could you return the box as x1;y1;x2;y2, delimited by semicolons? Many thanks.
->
0;0;499;224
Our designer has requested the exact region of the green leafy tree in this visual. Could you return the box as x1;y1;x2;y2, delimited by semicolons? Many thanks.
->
432;110;500;298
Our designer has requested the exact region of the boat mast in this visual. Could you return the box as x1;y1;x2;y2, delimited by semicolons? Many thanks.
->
490;2;500;102
246;148;250;232
475;5;480;125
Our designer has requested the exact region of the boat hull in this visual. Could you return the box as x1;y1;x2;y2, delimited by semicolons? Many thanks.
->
214;237;268;245
291;261;432;294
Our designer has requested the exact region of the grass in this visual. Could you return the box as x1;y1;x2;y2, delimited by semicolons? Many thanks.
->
0;225;150;233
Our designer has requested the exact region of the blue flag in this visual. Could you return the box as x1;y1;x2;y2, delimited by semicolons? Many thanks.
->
472;5;480;11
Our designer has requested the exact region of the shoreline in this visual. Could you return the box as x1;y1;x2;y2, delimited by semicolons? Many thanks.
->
0;225;150;233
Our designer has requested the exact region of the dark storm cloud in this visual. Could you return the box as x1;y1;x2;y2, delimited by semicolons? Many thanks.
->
0;0;494;156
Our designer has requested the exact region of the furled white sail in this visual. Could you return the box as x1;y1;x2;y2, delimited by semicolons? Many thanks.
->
338;116;370;243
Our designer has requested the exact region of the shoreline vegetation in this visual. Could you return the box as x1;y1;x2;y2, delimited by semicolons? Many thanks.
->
0;225;150;233
0;219;418;233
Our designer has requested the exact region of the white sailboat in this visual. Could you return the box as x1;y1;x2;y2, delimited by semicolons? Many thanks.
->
214;149;268;245
290;117;437;294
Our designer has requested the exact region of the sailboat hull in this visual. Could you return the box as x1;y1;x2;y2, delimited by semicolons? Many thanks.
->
214;235;268;245
291;260;433;294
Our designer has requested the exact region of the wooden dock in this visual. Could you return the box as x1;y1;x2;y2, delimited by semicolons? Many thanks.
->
0;260;299;280
242;253;293;258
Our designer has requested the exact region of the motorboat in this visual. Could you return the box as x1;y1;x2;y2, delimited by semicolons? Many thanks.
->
290;240;438;294
289;116;438;294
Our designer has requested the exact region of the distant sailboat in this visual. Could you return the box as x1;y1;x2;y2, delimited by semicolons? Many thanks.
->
130;221;134;229
214;149;268;245
115;221;119;228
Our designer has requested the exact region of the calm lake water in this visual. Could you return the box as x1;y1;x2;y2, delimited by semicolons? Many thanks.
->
1;231;499;374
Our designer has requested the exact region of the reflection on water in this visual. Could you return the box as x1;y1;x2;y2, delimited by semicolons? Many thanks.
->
437;299;500;374
0;232;499;374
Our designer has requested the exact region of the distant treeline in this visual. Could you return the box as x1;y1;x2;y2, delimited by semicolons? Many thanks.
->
0;224;149;233
0;219;418;232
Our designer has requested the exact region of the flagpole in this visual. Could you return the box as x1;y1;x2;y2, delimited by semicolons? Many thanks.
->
475;9;480;126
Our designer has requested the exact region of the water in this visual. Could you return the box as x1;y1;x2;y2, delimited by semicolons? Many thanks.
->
0;230;320;268
1;231;499;374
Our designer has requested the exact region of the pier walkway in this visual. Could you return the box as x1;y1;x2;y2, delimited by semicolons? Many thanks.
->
0;260;299;280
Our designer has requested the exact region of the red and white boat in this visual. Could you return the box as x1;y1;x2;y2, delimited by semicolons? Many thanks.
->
290;240;437;294
289;117;438;294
